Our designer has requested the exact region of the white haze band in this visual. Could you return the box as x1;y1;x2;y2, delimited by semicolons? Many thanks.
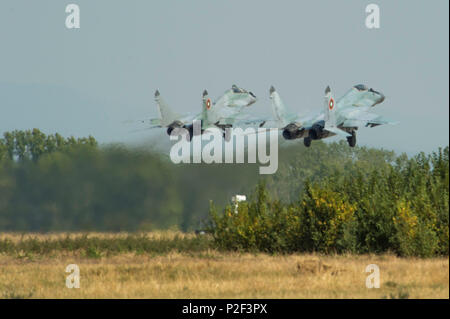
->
169;120;278;175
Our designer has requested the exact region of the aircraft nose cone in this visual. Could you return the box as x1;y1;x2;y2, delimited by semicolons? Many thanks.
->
369;88;385;106
247;92;257;106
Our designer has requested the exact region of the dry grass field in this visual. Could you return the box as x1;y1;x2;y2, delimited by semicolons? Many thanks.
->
0;232;448;299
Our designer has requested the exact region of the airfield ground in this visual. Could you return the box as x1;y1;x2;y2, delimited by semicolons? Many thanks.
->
0;232;448;299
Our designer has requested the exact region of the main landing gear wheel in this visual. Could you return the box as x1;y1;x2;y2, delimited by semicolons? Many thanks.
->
304;137;311;147
347;131;356;147
186;126;194;142
223;131;232;142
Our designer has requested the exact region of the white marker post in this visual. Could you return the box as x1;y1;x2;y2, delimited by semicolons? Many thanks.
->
232;195;246;214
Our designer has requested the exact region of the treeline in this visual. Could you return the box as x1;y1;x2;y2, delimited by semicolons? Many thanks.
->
1;128;449;257
0;129;97;162
0;129;258;231
208;147;449;257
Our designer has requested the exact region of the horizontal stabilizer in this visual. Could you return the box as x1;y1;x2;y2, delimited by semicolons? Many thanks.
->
239;127;281;136
366;116;399;126
149;118;162;126
324;125;351;137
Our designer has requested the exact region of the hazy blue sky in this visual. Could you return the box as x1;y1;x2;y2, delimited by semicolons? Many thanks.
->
0;0;448;154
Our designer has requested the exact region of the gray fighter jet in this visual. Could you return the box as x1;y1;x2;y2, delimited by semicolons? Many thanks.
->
266;84;398;147
148;85;257;141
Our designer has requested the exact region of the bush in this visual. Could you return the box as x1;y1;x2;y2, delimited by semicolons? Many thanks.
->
393;200;439;257
296;183;356;253
208;146;449;257
208;182;300;253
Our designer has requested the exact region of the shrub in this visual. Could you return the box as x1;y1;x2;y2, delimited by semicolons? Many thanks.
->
296;183;356;253
393;200;439;257
208;147;449;257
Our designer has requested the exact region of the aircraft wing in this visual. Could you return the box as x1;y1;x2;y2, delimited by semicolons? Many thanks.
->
211;85;257;116
149;118;162;126
337;84;385;109
341;110;399;128
123;117;163;132
134;111;199;130
241;118;279;128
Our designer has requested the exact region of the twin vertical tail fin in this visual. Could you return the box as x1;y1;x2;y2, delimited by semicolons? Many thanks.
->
323;86;351;137
154;90;179;126
324;86;336;126
201;89;211;123
269;86;290;128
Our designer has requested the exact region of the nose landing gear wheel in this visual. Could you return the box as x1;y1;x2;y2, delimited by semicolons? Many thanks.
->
304;137;312;147
347;131;356;147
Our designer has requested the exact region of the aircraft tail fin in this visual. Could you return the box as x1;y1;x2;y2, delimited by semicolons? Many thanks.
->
324;86;336;125
324;86;350;137
269;86;291;127
201;89;212;122
154;90;179;126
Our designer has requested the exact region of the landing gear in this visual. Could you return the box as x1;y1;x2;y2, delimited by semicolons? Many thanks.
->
187;125;194;142
304;137;311;147
223;129;232;142
218;125;233;142
347;131;356;147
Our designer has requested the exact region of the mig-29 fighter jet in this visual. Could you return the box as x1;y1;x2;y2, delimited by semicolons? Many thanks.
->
148;85;257;141
265;84;398;147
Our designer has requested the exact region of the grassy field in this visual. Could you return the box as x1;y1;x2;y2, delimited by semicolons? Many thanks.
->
0;232;448;299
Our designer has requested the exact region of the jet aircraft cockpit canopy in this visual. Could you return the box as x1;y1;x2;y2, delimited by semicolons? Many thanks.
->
353;84;368;91
232;85;246;93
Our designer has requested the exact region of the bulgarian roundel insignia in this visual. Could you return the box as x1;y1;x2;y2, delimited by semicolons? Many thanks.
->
328;98;334;110
206;98;211;110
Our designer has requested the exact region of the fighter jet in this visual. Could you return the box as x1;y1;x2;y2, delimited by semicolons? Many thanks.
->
147;85;257;141
265;84;398;147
